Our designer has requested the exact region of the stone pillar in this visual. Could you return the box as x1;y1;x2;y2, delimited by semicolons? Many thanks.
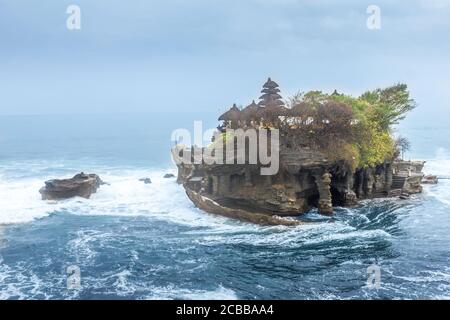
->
343;171;357;205
218;174;230;194
244;168;252;187
344;190;358;206
203;176;211;194
355;169;363;198
346;171;354;191
314;172;333;215
366;168;374;197
212;175;219;195
385;162;393;191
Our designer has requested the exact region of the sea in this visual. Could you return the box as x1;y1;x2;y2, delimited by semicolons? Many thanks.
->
0;113;449;299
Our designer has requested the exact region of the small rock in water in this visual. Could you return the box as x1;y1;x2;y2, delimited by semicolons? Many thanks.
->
399;192;410;200
39;172;103;200
422;175;438;184
139;178;152;184
163;173;175;178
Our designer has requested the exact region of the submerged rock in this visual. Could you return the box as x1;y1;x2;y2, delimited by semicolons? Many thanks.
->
39;172;103;200
422;175;438;184
399;192;410;200
139;178;152;184
163;173;175;178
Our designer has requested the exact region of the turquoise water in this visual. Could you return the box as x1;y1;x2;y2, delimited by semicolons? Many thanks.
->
0;114;449;299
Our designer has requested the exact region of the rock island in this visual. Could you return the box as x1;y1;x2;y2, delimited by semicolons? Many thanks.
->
173;78;432;225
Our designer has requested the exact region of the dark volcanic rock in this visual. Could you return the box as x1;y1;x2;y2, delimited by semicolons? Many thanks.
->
399;192;410;200
185;189;302;226
139;178;152;184
40;172;103;200
163;173;175;178
174;143;431;224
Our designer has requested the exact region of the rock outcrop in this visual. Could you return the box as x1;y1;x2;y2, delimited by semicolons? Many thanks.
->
185;189;301;226
40;173;103;200
172;78;433;225
139;178;152;184
175;145;427;221
422;175;438;184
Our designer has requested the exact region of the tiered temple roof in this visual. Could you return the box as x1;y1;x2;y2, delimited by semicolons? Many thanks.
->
258;78;284;107
218;103;241;122
218;78;287;125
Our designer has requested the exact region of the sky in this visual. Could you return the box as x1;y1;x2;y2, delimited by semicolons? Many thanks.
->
0;0;449;127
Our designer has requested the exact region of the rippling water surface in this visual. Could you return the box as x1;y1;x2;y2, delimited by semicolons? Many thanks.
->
0;115;449;299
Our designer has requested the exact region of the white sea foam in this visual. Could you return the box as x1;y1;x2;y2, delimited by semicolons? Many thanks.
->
420;148;450;206
0;176;65;224
145;284;238;300
192;222;390;249
66;230;109;265
0;261;51;300
424;179;450;206
1;150;449;231
0;165;241;228
423;147;450;177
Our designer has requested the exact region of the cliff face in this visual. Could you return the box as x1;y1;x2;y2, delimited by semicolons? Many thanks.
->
174;145;425;218
173;78;426;223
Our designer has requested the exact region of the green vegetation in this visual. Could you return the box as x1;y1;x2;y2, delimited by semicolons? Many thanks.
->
286;84;416;168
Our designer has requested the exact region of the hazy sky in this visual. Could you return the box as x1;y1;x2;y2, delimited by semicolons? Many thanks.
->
1;0;449;126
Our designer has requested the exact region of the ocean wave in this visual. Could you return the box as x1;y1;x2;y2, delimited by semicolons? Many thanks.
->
0;164;237;227
1;154;449;231
190;220;391;250
0;261;51;300
423;148;450;177
0;177;63;224
144;284;238;300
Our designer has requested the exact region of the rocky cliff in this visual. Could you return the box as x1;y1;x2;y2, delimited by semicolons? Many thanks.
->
172;78;429;224
174;145;426;221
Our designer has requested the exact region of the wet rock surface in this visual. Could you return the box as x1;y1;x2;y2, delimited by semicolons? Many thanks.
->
422;175;438;184
40;172;103;200
139;178;152;184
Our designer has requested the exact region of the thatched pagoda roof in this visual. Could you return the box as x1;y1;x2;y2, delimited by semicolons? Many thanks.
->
240;100;262;120
262;77;279;89
258;98;284;107
259;92;283;101
261;87;280;94
218;103;241;121
331;89;341;96
259;77;284;108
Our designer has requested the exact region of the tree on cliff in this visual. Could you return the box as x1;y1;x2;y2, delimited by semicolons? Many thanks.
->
360;83;417;131
285;83;416;168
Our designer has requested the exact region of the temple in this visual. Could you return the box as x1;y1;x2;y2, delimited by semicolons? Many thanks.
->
172;78;429;225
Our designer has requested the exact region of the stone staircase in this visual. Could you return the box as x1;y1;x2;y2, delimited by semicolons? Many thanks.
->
391;174;407;190
388;189;403;197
